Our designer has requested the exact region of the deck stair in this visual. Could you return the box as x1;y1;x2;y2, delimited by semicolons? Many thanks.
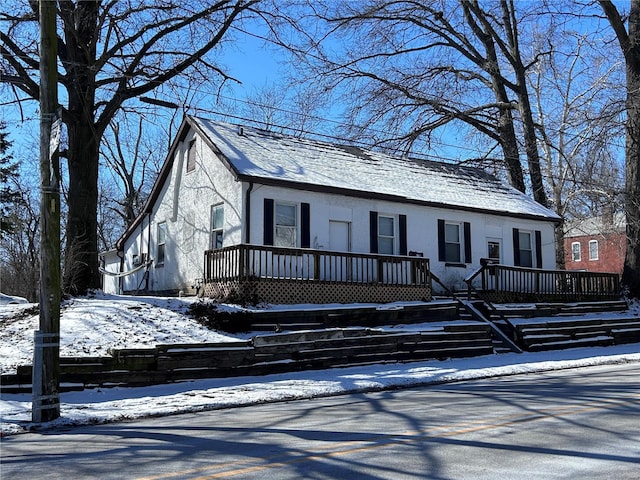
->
244;297;638;356
246;301;461;332
508;314;640;352
482;300;628;320
476;300;640;352
1;323;495;394
458;300;523;354
3;298;637;394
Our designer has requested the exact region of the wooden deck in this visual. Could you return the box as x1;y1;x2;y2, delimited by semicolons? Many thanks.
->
465;262;620;303
203;244;432;304
203;246;621;304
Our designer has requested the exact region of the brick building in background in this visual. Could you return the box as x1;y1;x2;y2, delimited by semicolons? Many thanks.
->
563;212;626;275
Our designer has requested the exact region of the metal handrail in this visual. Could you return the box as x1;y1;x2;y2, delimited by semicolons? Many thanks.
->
430;271;522;353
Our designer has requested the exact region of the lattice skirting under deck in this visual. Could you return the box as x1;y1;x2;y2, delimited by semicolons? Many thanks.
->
204;280;432;304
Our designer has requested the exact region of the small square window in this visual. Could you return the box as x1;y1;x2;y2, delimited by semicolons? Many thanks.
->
487;241;500;262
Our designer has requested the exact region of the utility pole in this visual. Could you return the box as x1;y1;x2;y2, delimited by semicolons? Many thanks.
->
33;0;61;423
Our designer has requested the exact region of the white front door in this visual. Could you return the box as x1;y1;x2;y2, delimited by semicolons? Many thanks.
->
329;220;351;252
328;221;351;281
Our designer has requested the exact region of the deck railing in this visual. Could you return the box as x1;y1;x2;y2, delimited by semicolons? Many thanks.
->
204;244;431;287
465;261;621;302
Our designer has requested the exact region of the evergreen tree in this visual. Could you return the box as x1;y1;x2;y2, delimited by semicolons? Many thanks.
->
0;122;19;236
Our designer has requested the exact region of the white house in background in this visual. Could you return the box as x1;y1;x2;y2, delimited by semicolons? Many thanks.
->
101;116;560;301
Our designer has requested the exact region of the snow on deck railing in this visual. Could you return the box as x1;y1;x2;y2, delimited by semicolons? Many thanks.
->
204;244;431;287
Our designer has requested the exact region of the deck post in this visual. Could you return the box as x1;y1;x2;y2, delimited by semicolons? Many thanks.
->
313;252;320;280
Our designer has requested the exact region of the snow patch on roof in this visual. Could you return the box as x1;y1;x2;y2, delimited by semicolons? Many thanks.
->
193;118;560;221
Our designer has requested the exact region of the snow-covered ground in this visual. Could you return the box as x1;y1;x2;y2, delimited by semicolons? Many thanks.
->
0;294;245;375
1;292;640;437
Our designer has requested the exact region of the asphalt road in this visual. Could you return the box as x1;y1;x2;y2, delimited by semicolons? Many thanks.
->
1;363;639;480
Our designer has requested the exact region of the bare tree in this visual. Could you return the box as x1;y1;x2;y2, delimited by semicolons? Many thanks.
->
1;0;263;294
102;117;158;229
272;0;563;203
0;171;40;301
0;121;39;299
96;111;171;252
530;28;624;267
238;82;328;137
599;0;640;296
472;0;549;206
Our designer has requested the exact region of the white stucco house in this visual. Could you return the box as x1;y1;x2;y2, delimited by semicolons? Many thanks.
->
101;116;561;303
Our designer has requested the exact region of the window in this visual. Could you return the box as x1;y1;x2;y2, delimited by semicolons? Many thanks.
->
445;222;461;263
513;228;542;268
378;215;395;254
275;203;297;247
589;240;599;260
157;222;167;265
487;241;501;262
210;204;224;249
572;242;581;262
438;220;471;264
369;212;406;255
132;253;148;267
186;139;196;172
132;252;148;267
518;231;533;267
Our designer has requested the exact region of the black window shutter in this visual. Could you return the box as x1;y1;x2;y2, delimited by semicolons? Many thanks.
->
512;228;520;266
369;211;378;253
464;222;472;263
399;214;407;256
263;198;274;246
437;219;446;262
301;203;311;248
535;230;543;268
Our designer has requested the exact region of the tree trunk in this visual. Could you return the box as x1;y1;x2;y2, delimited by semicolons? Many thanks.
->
613;0;640;295
63;119;101;295
516;89;548;207
58;1;100;295
462;1;526;193
501;0;549;207
624;47;640;296
497;105;527;193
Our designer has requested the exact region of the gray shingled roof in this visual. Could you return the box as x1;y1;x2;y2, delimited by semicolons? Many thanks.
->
192;117;560;222
564;213;626;237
